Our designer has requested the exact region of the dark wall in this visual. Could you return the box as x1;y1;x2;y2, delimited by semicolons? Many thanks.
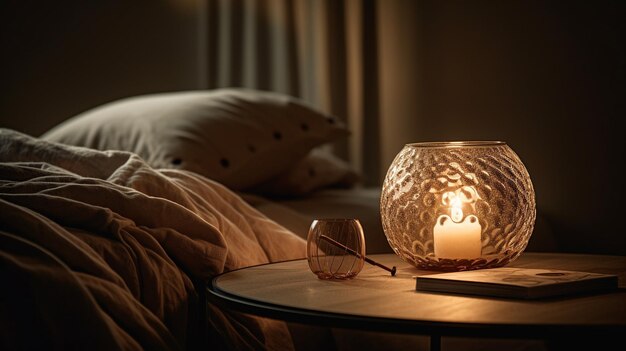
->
412;1;625;254
0;0;202;137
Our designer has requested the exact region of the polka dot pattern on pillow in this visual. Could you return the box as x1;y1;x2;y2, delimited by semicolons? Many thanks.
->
42;89;349;189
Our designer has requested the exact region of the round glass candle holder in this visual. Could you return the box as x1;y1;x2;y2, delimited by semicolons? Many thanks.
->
380;141;536;271
307;219;366;279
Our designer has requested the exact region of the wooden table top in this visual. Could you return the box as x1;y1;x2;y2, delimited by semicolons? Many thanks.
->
207;253;626;338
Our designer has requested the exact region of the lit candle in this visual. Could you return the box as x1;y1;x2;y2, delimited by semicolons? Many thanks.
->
433;198;482;258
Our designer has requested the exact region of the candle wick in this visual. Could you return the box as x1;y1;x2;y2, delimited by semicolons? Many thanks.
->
450;197;464;222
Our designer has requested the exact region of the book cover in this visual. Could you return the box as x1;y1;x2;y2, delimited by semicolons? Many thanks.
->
415;267;618;299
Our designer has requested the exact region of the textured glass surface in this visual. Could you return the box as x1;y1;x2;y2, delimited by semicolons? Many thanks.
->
307;219;366;279
381;142;535;271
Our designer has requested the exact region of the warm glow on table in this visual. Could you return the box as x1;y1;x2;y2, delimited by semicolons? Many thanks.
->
208;253;626;338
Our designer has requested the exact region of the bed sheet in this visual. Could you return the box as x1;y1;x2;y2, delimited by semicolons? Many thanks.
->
241;188;393;255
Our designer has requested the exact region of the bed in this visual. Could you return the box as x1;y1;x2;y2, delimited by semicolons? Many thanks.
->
0;89;393;350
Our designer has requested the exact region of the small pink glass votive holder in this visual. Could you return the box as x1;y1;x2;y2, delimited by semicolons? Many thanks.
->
307;218;366;280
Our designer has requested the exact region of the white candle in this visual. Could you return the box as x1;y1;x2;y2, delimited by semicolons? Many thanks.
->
433;199;481;259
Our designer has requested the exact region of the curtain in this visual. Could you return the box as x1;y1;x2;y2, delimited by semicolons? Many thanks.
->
204;0;382;185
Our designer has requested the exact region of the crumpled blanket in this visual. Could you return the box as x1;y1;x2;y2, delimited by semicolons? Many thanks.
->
0;129;306;350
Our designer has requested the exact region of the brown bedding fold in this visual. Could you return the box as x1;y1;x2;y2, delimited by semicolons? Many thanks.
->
0;129;306;350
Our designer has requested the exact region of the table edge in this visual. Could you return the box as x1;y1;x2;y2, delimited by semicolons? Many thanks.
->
207;253;626;338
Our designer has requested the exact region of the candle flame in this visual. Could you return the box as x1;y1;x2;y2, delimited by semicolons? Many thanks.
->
450;197;463;223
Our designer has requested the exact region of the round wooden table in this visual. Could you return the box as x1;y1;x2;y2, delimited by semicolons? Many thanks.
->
207;253;626;351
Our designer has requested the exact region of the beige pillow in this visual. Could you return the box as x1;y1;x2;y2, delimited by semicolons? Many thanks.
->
42;89;348;190
251;148;361;197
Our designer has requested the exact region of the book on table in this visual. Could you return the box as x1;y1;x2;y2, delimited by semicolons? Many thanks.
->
415;267;618;299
